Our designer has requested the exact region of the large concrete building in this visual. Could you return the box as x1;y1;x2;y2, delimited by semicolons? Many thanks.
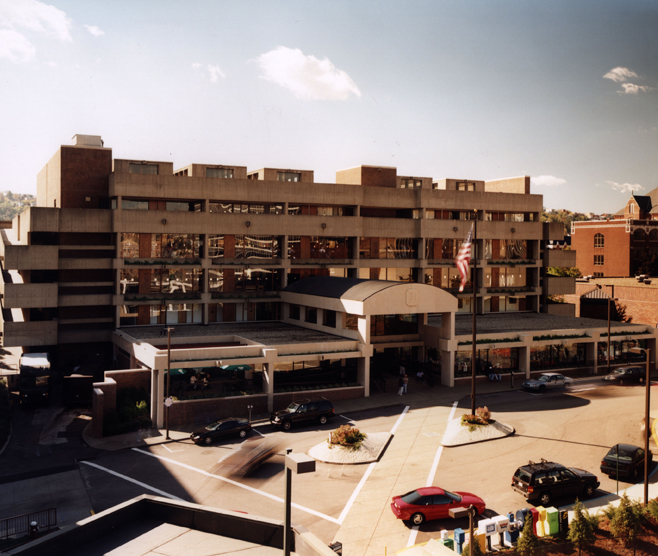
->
3;135;656;428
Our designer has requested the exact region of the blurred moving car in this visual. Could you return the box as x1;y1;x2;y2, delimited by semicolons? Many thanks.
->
600;444;652;482
512;459;599;506
191;418;251;445
219;437;282;477
522;373;572;392
603;367;646;384
390;487;486;526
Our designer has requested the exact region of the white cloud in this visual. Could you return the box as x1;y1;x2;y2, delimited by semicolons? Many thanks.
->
603;67;638;83
605;181;644;194
84;24;104;37
0;0;72;42
191;62;202;69
255;46;361;100
208;64;225;83
620;83;653;94
531;175;566;188
0;28;35;62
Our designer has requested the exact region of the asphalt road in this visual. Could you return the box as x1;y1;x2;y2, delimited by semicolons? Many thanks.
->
71;378;655;554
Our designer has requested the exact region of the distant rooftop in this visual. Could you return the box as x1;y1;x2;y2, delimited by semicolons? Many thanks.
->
435;313;648;337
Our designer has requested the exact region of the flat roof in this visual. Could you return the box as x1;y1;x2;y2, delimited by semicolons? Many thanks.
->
432;313;649;336
119;321;348;346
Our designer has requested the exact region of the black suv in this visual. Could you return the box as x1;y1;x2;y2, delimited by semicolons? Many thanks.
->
512;460;599;506
270;398;335;431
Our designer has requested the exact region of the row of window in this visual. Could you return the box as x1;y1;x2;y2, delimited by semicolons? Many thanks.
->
119;233;531;262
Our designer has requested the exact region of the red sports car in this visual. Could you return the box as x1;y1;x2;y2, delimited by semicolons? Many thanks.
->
391;487;486;526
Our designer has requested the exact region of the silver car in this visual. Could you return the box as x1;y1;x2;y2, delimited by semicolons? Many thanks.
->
523;372;572;392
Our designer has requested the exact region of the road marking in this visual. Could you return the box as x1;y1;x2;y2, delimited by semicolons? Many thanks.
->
336;405;410;525
131;448;340;524
80;460;185;501
407;400;458;548
570;388;596;393
162;444;182;453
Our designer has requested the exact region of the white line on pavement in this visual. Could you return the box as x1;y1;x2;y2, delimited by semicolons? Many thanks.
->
336;405;410;525
570;388;596;392
162;444;182;453
407;400;459;548
131;447;340;524
80;460;185;501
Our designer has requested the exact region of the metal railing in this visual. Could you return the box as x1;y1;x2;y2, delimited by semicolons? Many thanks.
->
0;508;57;539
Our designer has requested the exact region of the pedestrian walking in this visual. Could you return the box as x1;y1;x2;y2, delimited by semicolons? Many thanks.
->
397;376;404;395
403;374;409;394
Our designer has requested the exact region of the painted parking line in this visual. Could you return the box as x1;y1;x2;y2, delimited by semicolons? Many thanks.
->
569;387;596;393
407;400;459;548
81;460;185;501
131;447;340;524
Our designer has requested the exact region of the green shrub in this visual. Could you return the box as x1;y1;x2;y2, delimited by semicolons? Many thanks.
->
103;387;152;437
328;425;367;451
516;514;540;556
610;493;645;545
568;499;595;554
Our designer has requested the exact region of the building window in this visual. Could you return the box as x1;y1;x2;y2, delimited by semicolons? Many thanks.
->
122;199;149;210
305;307;317;324
594;255;604;266
401;178;422;189
457;181;475;191
206;167;234;178
129;163;158;175
630;203;635;214
323;310;336;328
594;272;604;278
594;233;604;248
289;304;300;320
345;314;358;330
277;171;301;182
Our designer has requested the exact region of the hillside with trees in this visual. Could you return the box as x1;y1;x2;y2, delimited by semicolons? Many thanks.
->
0;191;35;221
541;208;592;235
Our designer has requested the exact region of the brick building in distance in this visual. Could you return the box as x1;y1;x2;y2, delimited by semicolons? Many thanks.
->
572;189;658;278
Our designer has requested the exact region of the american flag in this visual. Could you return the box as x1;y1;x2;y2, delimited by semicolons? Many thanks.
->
455;224;474;292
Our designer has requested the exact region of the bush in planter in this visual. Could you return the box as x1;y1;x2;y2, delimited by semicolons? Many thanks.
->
328;424;367;451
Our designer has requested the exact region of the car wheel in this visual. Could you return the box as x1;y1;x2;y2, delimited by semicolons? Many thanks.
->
539;492;551;506
239;429;247;438
410;512;425;526
640;377;645;383
564;382;571;388
584;484;595;498
204;436;212;445
283;421;292;431
319;415;328;425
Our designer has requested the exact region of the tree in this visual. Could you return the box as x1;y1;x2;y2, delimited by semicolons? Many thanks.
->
547;266;582;277
516;514;540;556
568;499;595;555
462;535;485;556
611;301;632;323
610;493;644;546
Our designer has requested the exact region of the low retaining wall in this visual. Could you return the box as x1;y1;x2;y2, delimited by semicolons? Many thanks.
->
168;386;365;428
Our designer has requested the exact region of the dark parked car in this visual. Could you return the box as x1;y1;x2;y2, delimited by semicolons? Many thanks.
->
601;444;652;481
390;487;486;526
270;398;335;431
191;418;251;445
603;367;646;384
512;460;599;506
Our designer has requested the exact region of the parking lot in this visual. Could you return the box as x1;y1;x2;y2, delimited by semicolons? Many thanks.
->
75;378;655;556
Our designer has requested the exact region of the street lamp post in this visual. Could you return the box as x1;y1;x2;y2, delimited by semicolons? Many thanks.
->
164;327;174;440
597;284;616;374
283;450;316;556
630;345;651;506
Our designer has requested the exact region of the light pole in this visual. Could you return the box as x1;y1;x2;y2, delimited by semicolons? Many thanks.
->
630;345;651;506
164;327;174;440
283;450;316;556
597;284;616;374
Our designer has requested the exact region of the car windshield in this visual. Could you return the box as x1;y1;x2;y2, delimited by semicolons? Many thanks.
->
514;468;532;482
537;375;551;382
285;402;300;412
443;489;462;503
606;447;634;462
400;491;423;504
205;422;220;431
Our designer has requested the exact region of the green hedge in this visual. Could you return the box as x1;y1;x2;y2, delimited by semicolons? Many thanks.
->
103;387;152;437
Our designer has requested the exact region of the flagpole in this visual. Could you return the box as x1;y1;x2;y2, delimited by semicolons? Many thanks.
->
471;210;478;416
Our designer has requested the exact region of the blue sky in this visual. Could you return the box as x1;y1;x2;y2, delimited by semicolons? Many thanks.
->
1;0;657;214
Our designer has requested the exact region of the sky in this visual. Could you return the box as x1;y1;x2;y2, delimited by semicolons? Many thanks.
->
0;0;657;214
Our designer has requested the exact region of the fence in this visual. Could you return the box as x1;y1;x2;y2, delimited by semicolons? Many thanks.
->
0;508;57;539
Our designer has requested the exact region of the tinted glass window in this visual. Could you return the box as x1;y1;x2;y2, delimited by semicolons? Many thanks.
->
432;495;451;505
514;469;532;482
400;491;423;504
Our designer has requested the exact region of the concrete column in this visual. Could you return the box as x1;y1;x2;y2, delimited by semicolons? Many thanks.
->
263;363;274;413
588;342;598;374
418;237;426;260
150;368;161;428
358;315;370;344
441;349;455;387
357;356;370;397
519;345;530;379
